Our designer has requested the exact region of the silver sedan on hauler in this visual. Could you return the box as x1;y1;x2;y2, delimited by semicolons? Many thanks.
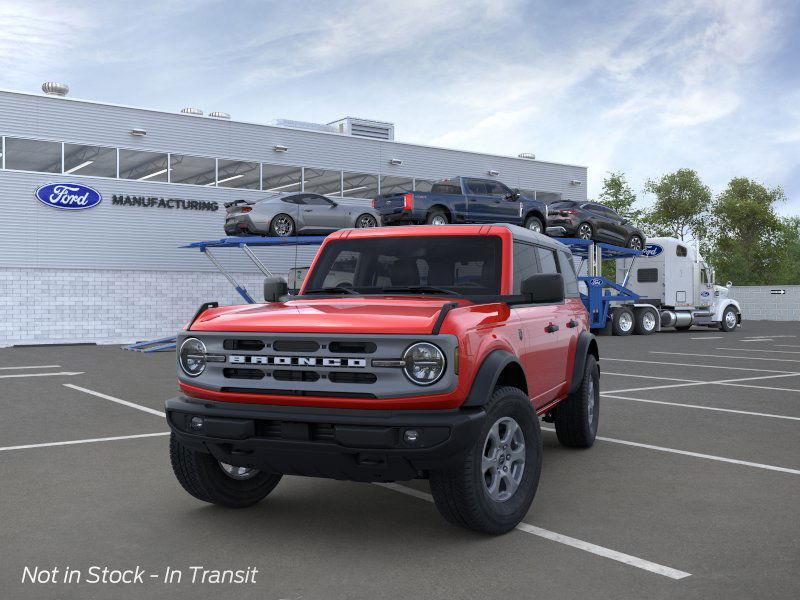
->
224;192;382;237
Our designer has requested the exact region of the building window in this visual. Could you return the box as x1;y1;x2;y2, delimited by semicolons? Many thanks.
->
379;175;413;195
63;144;117;177
262;163;302;192
414;179;436;192
4;138;61;173
217;159;260;189
304;168;342;196
170;154;216;186
119;149;169;182
342;172;378;198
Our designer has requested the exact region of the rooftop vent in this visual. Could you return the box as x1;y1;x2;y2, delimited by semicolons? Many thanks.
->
180;107;204;116
42;82;69;97
209;111;230;119
518;152;536;160
328;117;395;141
269;119;337;134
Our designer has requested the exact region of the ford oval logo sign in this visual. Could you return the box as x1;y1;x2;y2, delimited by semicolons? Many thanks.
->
641;244;663;257
35;183;102;210
589;278;603;286
700;290;710;297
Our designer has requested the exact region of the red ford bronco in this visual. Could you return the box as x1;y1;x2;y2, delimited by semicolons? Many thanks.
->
167;224;599;534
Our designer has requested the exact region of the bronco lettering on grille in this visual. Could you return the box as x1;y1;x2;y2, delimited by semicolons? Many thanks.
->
228;355;367;368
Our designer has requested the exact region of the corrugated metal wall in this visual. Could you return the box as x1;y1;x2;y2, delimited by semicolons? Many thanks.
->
0;89;587;276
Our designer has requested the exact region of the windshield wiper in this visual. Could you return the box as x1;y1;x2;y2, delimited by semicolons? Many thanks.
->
381;286;458;296
303;287;360;295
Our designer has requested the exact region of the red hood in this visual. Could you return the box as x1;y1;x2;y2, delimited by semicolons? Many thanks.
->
189;297;475;335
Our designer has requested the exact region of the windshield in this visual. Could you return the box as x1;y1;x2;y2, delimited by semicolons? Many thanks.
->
304;235;503;296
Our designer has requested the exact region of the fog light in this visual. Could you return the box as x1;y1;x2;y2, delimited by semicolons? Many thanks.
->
189;416;204;431
403;429;420;444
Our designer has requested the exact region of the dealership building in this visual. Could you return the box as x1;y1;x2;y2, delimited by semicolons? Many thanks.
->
0;85;588;347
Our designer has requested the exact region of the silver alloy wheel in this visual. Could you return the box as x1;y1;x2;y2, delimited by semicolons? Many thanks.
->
618;311;633;332
725;309;737;329
219;462;259;480
272;215;294;236
356;214;377;228
526;219;542;233
577;224;592;239
481;416;526;503
629;236;643;250
430;214;448;225
587;377;596;426
642;311;656;331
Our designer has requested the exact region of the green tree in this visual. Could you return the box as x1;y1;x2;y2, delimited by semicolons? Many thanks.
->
598;171;643;227
642;169;711;241
705;177;792;285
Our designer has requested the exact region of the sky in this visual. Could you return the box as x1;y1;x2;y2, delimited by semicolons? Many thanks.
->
1;0;799;213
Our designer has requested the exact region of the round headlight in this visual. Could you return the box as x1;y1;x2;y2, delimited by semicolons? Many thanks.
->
403;342;446;385
179;337;207;377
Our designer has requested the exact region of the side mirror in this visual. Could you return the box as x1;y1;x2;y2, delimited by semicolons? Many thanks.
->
726;281;732;288
329;201;338;208
264;276;288;302
520;273;565;304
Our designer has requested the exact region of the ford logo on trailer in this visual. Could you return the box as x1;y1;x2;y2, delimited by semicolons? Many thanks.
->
35;183;102;210
589;278;603;286
700;290;710;297
641;244;663;257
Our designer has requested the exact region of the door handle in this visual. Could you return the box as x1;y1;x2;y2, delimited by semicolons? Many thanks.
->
566;319;579;328
303;209;313;212
545;323;559;333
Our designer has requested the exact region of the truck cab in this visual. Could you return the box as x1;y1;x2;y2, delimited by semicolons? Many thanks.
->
165;224;600;534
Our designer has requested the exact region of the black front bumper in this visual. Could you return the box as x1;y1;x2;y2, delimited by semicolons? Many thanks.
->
166;396;485;482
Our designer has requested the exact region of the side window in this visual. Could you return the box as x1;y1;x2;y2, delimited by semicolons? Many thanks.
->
557;251;579;297
465;179;488;195
513;242;540;293
485;181;511;197
676;245;688;257
430;180;461;194
281;196;301;204
700;268;710;284
322;251;360;288
536;247;560;275
637;268;658;283
304;195;332;206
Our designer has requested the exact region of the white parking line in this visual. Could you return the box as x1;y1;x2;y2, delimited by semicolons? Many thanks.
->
715;348;800;354
603;394;800;421
650;351;800;364
64;384;166;418
602;358;796;374
690;336;723;340
0;364;61;370
602;372;800;395
542;428;800;476
0;371;84;379
375;483;691;580
0;432;170;453
776;344;800;349
604;372;702;383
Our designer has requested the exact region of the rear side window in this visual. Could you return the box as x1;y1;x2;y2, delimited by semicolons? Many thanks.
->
536;247;560;275
638;268;658;283
281;195;303;204
557;251;579;297
513;242;540;293
430;180;462;194
676;245;688;257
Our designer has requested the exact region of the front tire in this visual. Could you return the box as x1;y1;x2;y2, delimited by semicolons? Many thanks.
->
719;307;738;332
554;355;599;447
524;215;544;234
429;386;542;535
269;213;295;237
170;434;282;508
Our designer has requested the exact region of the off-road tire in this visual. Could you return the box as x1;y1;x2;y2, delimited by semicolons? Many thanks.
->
429;386;542;535
554;355;599;448
611;307;634;336
269;213;295;237
719;306;738;332
633;308;657;335
170;434;282;508
426;209;449;225
524;215;544;234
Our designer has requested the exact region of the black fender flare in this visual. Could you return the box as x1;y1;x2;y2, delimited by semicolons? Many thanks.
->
462;350;522;407
569;331;599;394
523;209;546;227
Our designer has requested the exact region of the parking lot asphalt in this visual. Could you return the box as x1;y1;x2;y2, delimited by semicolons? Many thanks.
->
2;321;799;600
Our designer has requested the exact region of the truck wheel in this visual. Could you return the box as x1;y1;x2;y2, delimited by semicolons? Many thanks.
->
524;215;544;234
611;307;634;336
634;308;657;335
269;214;295;237
426;209;449;225
554;354;599;448
719;306;738;332
169;434;282;508
429;386;542;535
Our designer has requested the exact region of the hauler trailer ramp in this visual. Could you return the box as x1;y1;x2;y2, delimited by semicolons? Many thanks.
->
124;235;326;352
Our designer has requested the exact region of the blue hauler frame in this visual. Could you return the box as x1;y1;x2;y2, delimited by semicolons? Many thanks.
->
555;238;642;330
